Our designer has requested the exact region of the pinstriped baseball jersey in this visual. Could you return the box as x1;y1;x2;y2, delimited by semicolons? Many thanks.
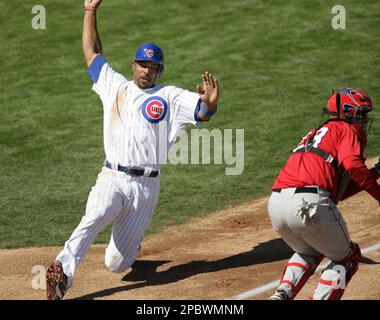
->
90;55;200;167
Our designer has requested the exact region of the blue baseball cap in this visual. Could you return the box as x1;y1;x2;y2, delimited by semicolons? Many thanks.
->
134;43;164;75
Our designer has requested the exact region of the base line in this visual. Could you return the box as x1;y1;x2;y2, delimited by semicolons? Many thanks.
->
230;241;380;300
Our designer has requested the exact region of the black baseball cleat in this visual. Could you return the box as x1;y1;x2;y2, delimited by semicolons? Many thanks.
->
46;260;68;300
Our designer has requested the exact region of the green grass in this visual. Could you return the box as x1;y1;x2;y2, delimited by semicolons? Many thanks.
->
0;0;379;248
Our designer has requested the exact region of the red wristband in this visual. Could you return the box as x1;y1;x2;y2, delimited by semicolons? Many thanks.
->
84;8;96;12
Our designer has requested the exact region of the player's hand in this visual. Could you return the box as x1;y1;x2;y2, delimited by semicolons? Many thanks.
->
84;0;102;11
197;71;219;109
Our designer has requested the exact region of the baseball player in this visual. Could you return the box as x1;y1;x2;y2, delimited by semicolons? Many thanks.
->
267;87;380;300
45;0;219;300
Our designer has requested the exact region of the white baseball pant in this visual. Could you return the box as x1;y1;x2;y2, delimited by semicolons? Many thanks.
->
268;186;352;299
56;166;160;287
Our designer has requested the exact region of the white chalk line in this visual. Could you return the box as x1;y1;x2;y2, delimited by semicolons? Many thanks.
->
229;242;380;300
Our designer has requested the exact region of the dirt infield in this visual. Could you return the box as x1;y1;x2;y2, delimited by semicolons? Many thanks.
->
1;159;379;300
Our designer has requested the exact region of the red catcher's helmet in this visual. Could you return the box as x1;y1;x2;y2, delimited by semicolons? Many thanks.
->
323;87;373;134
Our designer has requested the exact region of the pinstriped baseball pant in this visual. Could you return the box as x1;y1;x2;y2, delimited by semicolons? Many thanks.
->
56;167;160;286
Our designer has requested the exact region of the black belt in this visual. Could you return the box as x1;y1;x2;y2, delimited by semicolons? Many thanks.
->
104;161;159;177
273;187;318;194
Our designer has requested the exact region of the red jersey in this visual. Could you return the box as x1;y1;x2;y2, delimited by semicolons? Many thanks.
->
273;120;380;202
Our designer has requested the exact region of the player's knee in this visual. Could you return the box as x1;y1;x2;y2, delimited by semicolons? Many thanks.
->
104;253;132;273
80;211;110;230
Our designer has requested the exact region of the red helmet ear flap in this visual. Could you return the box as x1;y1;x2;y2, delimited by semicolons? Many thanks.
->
323;90;340;117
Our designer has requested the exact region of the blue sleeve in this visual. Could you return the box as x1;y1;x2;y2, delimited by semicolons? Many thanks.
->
87;55;107;83
194;99;203;122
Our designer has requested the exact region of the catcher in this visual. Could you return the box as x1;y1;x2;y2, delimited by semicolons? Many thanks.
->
268;87;380;300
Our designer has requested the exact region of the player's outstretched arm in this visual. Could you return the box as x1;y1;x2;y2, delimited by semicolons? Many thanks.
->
83;0;103;67
196;71;219;121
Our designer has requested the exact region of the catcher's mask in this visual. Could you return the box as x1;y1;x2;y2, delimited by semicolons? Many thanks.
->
322;87;374;134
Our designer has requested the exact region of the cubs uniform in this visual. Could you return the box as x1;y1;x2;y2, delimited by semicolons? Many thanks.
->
55;55;203;287
268;88;380;300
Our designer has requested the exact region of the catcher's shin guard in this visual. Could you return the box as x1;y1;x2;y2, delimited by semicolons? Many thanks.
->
312;242;361;300
276;252;324;300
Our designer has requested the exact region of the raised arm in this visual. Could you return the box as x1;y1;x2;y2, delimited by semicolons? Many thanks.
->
83;0;103;67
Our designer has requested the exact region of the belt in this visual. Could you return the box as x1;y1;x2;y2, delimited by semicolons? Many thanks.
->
273;187;318;194
104;161;159;178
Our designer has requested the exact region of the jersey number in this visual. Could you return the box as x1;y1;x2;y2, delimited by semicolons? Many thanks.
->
293;127;329;152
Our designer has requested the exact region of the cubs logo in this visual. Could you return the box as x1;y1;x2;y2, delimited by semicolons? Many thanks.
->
145;49;154;58
141;96;168;123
